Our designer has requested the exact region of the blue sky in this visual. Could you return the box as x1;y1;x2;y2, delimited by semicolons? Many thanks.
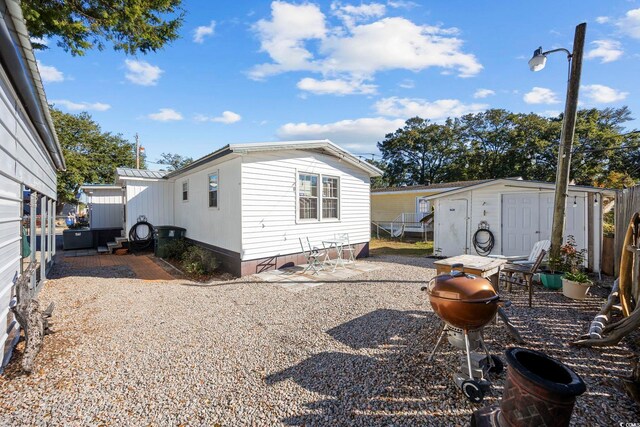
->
34;0;640;169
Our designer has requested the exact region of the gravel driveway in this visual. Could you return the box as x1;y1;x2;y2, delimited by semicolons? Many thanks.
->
1;255;638;426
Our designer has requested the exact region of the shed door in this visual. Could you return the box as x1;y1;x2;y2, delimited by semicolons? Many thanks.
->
539;193;586;252
502;194;540;256
437;199;468;256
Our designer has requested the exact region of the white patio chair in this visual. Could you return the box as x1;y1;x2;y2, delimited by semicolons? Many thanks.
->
335;233;356;262
489;240;550;266
299;237;326;274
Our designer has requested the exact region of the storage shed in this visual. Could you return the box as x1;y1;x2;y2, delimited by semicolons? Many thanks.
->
0;0;64;369
98;140;381;276
424;178;617;272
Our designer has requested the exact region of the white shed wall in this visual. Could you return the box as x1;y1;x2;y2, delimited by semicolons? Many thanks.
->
88;188;123;229
124;180;174;233
433;183;600;271
241;151;371;261
172;157;242;253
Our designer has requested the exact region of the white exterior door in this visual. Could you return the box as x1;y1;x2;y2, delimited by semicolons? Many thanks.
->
502;194;540;256
502;192;587;257
437;199;468;256
539;193;586;252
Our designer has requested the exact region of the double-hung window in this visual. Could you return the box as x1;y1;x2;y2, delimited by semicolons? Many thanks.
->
182;181;188;201
208;172;219;208
298;173;339;221
298;174;318;220
322;176;339;219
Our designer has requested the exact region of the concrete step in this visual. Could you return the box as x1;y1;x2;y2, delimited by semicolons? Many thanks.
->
115;237;128;243
107;241;120;249
97;246;109;254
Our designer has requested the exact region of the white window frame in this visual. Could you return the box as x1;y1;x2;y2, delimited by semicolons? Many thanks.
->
182;180;189;202
208;170;219;210
321;175;340;221
295;171;341;223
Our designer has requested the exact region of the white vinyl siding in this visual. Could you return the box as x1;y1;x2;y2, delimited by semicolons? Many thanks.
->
124;180;174;233
0;67;58;368
172;157;242;253
241;150;371;261
87;188;123;229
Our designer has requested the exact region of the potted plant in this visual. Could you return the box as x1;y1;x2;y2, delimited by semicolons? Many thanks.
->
560;236;592;300
540;256;565;290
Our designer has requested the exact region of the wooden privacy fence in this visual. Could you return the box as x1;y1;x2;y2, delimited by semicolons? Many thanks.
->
615;185;640;276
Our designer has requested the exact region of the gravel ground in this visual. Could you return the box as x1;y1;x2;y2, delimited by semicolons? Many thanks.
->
1;254;638;426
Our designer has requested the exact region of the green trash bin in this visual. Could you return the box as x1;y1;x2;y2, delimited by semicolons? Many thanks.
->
154;226;186;258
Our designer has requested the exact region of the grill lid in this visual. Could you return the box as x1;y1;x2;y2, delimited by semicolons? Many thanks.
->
428;266;498;302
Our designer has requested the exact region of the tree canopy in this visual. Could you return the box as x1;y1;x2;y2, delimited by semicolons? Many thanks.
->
376;107;639;189
52;108;141;209
22;0;184;55
157;152;193;171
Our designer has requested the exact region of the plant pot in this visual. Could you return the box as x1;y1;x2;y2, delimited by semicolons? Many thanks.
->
539;272;563;290
562;278;591;300
471;348;586;427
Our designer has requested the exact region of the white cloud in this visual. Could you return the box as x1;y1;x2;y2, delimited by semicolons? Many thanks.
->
523;87;560;104
148;108;183;121
297;77;376;95
374;96;487;120
30;36;48;46
124;59;163;86
398;79;414;89
193;21;216;43
616;8;640;39
473;88;495;99
195;111;242;124
331;2;386;28
52;99;111;111
586;39;623;63
540;110;562;118
250;2;481;83
595;16;610;24
277;117;405;152
37;61;64;83
581;84;628;103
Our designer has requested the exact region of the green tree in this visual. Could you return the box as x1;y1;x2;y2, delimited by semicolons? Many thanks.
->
22;0;184;55
53;108;140;211
157;152;193;171
378;117;459;186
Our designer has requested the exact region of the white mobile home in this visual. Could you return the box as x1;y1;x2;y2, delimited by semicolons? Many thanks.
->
0;0;64;368
424;178;617;272
95;140;381;276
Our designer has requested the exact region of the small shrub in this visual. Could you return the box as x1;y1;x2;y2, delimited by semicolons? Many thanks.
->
181;245;219;275
162;238;191;260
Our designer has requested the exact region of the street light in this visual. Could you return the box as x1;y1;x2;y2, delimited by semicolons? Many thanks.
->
528;47;572;72
528;23;586;262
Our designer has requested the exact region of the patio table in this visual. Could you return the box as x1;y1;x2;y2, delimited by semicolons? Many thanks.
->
322;239;347;272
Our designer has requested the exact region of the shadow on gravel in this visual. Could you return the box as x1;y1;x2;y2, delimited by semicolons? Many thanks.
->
264;309;479;426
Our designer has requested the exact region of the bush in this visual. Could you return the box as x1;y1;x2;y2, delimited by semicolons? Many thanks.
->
181;245;219;275
162;238;191;260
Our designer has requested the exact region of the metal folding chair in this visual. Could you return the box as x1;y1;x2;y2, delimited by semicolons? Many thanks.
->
299;237;326;274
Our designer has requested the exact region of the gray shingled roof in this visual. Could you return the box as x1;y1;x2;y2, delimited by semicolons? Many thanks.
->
372;179;493;193
116;167;167;179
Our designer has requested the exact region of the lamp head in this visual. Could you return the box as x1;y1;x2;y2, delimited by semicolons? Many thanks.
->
528;46;547;72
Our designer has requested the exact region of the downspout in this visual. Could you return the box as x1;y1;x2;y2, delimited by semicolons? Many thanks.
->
0;1;65;170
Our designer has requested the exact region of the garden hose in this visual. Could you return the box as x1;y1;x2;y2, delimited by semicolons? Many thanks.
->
128;220;154;253
473;221;495;256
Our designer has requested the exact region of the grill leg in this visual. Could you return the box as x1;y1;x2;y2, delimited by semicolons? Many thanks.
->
428;325;447;362
464;330;475;379
479;333;493;370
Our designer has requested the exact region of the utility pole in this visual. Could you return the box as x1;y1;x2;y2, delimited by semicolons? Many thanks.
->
135;133;140;169
549;23;586;261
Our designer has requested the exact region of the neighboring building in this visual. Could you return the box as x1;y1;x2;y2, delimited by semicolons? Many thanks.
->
87;140;381;276
0;0;65;368
423;178;618;272
371;180;490;236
